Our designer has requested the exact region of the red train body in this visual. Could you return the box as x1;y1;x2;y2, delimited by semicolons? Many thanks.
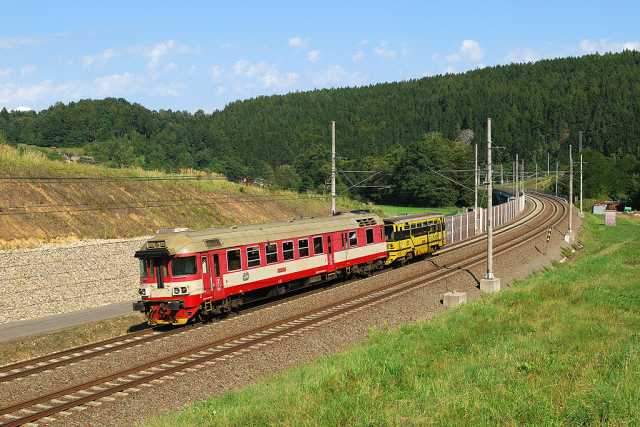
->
134;212;387;325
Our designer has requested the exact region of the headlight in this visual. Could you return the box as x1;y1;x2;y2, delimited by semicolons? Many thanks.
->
173;287;180;295
181;287;188;294
138;288;147;296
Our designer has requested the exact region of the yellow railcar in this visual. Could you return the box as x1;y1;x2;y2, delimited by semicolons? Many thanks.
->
383;213;446;265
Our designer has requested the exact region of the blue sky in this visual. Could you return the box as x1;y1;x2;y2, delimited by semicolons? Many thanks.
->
1;1;638;112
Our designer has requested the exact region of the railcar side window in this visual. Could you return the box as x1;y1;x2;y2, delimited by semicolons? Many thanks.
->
247;246;261;268
366;228;374;244
313;236;323;254
172;256;197;276
298;239;309;257
283;241;294;261
227;249;241;271
348;231;358;247
266;243;278;264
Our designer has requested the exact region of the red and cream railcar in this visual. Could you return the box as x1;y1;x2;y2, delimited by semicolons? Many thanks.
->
133;212;387;325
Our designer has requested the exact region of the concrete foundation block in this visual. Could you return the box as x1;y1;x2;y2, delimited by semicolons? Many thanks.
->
480;277;501;293
443;291;467;308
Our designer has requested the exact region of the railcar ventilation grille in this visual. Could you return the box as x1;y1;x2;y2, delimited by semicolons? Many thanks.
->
356;217;377;227
205;238;221;248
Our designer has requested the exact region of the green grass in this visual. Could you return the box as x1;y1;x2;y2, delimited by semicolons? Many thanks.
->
146;214;640;426
374;204;459;217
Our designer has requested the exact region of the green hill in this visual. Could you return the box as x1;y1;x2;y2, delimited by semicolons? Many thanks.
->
1;51;639;205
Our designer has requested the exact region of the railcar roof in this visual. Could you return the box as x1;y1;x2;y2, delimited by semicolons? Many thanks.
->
383;212;444;224
139;212;382;255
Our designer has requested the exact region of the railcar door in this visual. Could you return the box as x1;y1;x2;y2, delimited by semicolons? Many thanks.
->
327;235;334;266
201;255;212;293
211;254;222;295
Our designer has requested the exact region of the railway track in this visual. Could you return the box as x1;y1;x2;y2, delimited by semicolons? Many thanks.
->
0;196;536;384
0;194;567;426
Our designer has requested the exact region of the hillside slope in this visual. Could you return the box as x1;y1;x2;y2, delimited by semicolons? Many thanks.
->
0;144;355;249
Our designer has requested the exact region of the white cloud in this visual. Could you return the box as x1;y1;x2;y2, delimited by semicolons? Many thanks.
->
93;73;137;96
13;106;33;112
288;36;309;49
83;48;118;67
21;65;37;76
0;68;12;79
446;39;484;64
579;39;640;54
231;60;298;88
0;36;44;49
307;50;320;63
352;50;365;63
312;65;365;87
0;80;80;106
211;65;223;82
373;43;397;60
505;48;540;64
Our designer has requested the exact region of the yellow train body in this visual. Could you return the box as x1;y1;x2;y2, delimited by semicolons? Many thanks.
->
384;213;447;265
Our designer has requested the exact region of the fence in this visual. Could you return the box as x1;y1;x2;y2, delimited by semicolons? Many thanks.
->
444;196;524;245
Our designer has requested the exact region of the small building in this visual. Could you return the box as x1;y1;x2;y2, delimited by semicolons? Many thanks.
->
592;204;606;215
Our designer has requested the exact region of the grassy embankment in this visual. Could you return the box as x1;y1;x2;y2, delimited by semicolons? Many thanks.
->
147;213;640;426
0;144;365;249
374;204;459;217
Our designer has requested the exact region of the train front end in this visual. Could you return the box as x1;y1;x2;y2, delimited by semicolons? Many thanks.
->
133;233;204;325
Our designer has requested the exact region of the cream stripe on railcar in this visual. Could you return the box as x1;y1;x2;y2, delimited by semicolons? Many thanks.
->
333;243;386;264
224;254;329;289
142;279;204;298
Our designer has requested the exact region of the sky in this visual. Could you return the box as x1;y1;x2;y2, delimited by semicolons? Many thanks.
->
1;1;639;112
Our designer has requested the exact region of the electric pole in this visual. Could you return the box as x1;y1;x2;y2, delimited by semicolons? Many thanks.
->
481;118;500;293
568;144;573;242
535;160;538;192
514;153;520;201
501;163;504;185
579;131;583;215
555;160;558;197
331;121;336;215
547;152;550;176
474;143;478;234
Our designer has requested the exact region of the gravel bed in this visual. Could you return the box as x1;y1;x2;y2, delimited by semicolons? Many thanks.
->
0;200;547;408
55;207;577;427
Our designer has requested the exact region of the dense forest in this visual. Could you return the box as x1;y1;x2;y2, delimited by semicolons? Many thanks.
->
1;51;639;207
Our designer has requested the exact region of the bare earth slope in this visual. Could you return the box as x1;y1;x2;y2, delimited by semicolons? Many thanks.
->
0;144;341;249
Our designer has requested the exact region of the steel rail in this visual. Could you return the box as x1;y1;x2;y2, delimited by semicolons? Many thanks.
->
0;194;566;426
0;197;539;384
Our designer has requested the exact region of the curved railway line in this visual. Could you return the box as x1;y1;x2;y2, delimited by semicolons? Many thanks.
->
0;193;569;426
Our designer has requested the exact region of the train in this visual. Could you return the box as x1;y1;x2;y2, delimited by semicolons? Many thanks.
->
133;211;446;325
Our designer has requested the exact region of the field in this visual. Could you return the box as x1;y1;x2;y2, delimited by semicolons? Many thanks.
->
374;204;459;217
0;143;365;249
146;213;640;426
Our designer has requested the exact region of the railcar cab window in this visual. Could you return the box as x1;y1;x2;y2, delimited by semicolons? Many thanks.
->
366;228;374;244
172;256;197;276
227;249;242;271
266;243;278;264
154;258;167;288
282;241;294;261
348;231;358;247
313;236;323;254
247;246;261;268
298;239;309;257
139;259;150;279
384;225;394;241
